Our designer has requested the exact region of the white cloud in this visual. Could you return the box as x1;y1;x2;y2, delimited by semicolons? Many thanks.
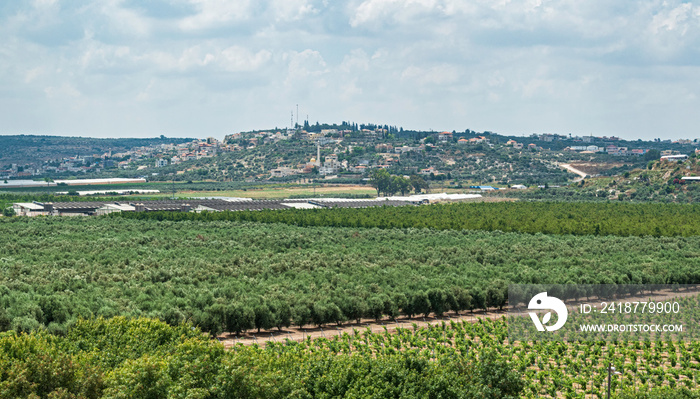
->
269;0;318;22
350;0;440;27
220;46;272;72
340;49;370;73
179;0;252;31
44;83;81;99
1;0;700;138
401;64;460;86
285;49;327;81
24;67;45;83
97;0;151;37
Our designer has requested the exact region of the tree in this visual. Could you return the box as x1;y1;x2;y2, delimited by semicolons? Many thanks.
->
370;168;392;196
367;296;385;321
269;300;291;331
427;288;448;317
472;349;525;398
200;304;226;337
3;207;15;217
643;149;660;162
411;291;431;318
452;287;472;314
391;176;411;196
225;304;254;336
471;288;486;312
253;304;274;333
338;295;367;324
292;303;311;328
410;175;429;193
486;280;508;310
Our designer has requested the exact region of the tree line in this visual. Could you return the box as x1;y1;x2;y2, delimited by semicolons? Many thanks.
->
117;201;700;237
369;169;429;196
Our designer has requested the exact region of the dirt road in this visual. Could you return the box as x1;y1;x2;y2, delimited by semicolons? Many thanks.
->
219;311;507;348
559;163;588;181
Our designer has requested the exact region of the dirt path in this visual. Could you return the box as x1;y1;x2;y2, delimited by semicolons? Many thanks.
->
560;163;588;181
218;311;507;348
218;286;700;348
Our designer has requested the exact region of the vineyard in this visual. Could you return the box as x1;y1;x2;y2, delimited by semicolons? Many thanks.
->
1;316;699;398
116;201;700;237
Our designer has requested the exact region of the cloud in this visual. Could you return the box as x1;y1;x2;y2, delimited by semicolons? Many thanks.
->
349;0;441;27
220;46;272;72
1;0;700;138
268;0;318;22
284;49;328;86
178;0;253;31
401;64;460;86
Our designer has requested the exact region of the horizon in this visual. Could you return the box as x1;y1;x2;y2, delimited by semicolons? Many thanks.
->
0;124;697;143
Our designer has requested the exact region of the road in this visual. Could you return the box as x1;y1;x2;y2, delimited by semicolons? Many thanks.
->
559;163;588;182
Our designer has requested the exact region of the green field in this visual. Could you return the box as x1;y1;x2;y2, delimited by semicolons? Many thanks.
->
119;201;700;237
3;201;700;398
2;211;699;336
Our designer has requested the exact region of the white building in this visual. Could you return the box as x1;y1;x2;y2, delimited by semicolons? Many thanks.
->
12;203;47;217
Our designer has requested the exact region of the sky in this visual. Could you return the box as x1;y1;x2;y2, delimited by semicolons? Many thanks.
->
1;0;699;140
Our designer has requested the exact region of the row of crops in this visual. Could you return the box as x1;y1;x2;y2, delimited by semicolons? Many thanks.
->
4;201;700;398
116;201;700;237
1;217;699;336
2;316;697;399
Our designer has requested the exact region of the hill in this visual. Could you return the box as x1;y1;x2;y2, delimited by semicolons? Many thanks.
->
0;135;192;168
501;155;700;203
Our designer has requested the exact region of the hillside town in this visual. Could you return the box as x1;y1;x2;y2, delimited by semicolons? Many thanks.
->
2;125;700;187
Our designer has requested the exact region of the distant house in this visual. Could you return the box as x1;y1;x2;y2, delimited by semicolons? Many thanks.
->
506;139;522;148
155;158;168;168
457;138;469;145
438;132;453;142
661;154;688;162
420;166;440;176
270;167;298;178
375;143;393;152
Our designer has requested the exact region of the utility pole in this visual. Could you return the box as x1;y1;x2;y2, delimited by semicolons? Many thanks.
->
607;363;611;399
607;363;621;399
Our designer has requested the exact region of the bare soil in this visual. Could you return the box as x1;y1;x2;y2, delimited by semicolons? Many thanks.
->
219;286;700;348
